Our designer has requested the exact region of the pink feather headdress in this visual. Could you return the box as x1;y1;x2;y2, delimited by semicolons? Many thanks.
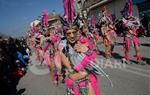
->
42;9;48;26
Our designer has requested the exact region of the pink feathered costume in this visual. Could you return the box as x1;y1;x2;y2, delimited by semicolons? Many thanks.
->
65;36;100;95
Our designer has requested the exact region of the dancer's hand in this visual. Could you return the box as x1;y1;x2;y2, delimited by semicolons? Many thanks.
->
74;42;88;53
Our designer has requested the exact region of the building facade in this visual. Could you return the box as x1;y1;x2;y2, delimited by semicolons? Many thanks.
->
77;0;139;22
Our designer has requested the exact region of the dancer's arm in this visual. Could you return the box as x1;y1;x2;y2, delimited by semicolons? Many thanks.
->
69;71;88;81
60;51;72;71
40;36;44;47
60;51;88;80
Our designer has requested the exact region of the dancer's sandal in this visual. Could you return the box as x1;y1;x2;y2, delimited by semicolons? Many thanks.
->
122;58;131;64
137;59;145;65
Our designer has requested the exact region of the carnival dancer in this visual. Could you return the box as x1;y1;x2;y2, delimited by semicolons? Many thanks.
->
33;32;42;63
60;24;99;95
107;23;117;54
30;21;44;64
122;16;142;64
34;31;45;64
41;28;52;66
101;21;117;58
100;6;116;58
59;21;113;95
59;0;113;94
47;26;63;85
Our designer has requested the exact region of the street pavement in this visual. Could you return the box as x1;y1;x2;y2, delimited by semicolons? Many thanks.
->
17;37;150;95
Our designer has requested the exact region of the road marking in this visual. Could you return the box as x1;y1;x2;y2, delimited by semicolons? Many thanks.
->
126;65;150;74
96;58;150;78
120;68;150;78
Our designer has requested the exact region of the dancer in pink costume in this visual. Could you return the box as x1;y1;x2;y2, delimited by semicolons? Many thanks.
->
59;0;112;94
33;32;44;63
43;27;63;85
51;28;63;85
122;16;142;64
60;24;112;95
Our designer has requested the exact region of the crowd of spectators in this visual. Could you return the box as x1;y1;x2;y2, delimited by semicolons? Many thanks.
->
0;36;30;95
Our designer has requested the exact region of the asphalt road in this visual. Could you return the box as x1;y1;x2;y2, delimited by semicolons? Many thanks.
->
17;37;150;95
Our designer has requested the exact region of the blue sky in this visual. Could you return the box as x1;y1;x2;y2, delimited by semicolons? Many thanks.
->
0;0;64;37
0;0;146;37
